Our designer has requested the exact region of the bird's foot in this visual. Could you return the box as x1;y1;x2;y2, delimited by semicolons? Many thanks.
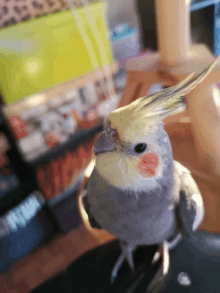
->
151;233;181;265
111;242;136;283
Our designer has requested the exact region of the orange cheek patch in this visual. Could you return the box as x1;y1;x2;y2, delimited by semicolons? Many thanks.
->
137;153;159;177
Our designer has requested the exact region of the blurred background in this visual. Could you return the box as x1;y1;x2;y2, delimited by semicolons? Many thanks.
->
0;0;219;292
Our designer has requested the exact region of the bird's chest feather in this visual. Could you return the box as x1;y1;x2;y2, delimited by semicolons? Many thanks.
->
87;169;176;244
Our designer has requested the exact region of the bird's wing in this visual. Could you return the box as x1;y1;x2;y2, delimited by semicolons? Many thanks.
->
82;186;102;229
172;161;204;237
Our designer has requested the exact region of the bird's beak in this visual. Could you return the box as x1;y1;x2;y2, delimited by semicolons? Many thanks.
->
94;132;116;155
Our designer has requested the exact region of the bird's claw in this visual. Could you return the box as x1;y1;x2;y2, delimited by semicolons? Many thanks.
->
111;271;117;284
111;242;136;283
151;242;170;275
161;241;170;275
111;252;127;283
151;250;161;265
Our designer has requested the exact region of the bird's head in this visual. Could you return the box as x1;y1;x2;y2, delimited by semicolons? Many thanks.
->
94;99;172;186
93;57;219;190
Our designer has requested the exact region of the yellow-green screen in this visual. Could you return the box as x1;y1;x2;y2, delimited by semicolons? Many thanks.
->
0;2;113;104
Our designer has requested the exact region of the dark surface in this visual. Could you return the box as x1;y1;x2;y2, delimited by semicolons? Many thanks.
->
158;231;220;292
32;230;220;293
32;240;161;293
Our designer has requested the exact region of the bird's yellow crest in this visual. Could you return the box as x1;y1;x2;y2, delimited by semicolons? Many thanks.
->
108;56;220;143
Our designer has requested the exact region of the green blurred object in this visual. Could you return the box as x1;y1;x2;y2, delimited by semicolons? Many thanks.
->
0;2;113;104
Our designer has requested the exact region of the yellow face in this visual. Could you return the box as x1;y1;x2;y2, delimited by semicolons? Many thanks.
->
95;150;162;191
95;109;165;191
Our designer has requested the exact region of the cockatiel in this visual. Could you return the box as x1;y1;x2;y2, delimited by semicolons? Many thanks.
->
82;56;220;283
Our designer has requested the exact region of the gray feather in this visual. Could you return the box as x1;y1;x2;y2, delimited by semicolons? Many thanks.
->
87;166;177;245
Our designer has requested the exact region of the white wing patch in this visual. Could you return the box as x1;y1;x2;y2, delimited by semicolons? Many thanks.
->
191;193;205;231
173;160;204;230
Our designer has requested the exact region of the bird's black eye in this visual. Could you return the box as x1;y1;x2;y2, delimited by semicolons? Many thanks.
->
134;143;147;154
